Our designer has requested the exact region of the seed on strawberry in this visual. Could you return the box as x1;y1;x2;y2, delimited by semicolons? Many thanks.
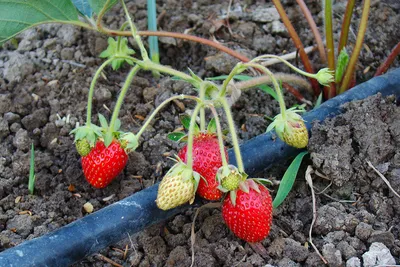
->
81;140;128;188
156;162;198;210
222;180;273;243
178;133;228;201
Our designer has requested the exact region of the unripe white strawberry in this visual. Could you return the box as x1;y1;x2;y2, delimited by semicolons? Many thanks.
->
156;162;199;210
282;120;308;148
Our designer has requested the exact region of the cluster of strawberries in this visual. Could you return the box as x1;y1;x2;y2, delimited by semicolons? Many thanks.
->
156;130;274;243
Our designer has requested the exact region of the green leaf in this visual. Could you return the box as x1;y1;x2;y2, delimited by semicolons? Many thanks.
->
167;132;186;142
0;0;80;45
335;48;349;84
28;143;36;195
114;118;121;131
98;114;108;129
88;0;118;15
314;92;323;108
207;118;217;133
71;0;92;17
272;151;308;209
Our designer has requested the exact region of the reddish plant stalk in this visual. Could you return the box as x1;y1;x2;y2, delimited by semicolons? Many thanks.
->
271;0;321;96
339;0;370;94
105;29;251;63
338;0;356;54
281;82;312;106
295;0;326;64
374;41;400;76
324;0;336;99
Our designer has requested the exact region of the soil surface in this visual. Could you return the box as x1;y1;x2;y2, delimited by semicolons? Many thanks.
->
0;0;400;266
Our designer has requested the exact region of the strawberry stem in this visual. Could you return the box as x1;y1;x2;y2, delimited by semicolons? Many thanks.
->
136;94;200;139
209;105;229;168
108;65;141;135
86;58;114;126
186;103;203;170
244;63;287;120
120;0;149;61
199;83;206;131
219;97;244;173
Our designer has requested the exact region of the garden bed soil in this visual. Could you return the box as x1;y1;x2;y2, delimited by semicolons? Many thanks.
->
1;0;400;266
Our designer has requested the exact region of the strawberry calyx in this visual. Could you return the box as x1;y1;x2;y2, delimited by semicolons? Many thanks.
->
217;165;247;192
228;178;272;206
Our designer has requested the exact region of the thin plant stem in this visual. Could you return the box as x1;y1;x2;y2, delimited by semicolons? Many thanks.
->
136;95;199;139
338;0;356;54
199;83;206;131
209;105;228;167
271;0;320;95
87;58;114;125
220;64;244;97
104;29;252;63
116;21;130;50
324;0;335;71
219;97;244;172
244;63;286;118
186;104;203;170
109;65;141;133
323;0;336;99
339;0;370;94
96;0;111;33
374;41;400;76
120;0;149;61
295;0;326;63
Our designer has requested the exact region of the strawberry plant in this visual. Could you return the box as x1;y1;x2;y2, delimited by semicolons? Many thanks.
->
0;0;334;246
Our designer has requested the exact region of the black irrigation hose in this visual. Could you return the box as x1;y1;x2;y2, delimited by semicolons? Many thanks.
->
1;68;400;266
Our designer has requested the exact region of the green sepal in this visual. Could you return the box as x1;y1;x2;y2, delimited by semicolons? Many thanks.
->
98;113;108;129
230;190;237;206
207;118;217;133
104;131;113;147
99;37;135;70
120;132;139;151
70;124;102;147
167;132;186;142
180;115;200;134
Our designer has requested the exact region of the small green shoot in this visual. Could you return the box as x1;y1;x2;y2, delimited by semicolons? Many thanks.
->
272;151;308;208
335;48;349;84
28;143;36;195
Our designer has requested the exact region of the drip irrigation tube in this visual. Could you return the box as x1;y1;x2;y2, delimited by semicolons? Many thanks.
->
1;68;400;266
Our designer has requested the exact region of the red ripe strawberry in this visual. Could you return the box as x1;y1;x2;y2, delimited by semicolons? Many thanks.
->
178;133;227;200
81;140;128;188
222;183;273;243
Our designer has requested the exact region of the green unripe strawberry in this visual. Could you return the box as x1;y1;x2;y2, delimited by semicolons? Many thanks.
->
76;139;91;156
282;120;308;148
156;162;199;210
217;165;246;192
266;107;309;149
